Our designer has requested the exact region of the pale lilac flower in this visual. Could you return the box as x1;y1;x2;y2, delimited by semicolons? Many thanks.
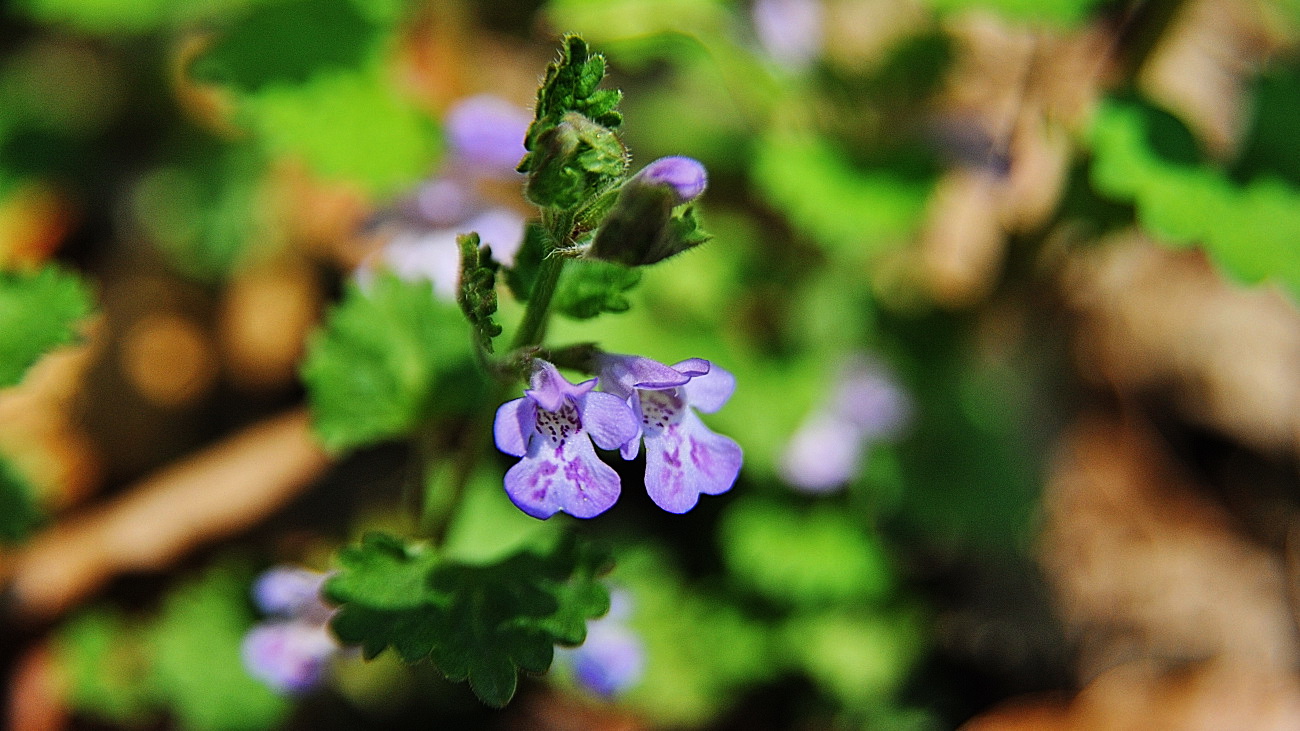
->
242;621;337;695
243;566;339;695
444;94;531;178
252;567;330;620
753;0;825;69
630;156;708;204
556;589;644;698
494;360;639;519
780;357;911;493
597;354;743;513
358;208;526;301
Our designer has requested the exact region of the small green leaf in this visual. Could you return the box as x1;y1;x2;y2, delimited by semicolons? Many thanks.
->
0;455;42;544
324;533;613;708
553;259;641;319
301;274;485;452
0;264;92;389
456;233;503;354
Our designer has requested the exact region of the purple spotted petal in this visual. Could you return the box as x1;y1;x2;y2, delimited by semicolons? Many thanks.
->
504;437;622;519
526;361;596;412
579;390;639;452
681;364;735;413
242;621;337;695
494;397;536;457
596;353;693;399
643;411;742;513
252;567;327;618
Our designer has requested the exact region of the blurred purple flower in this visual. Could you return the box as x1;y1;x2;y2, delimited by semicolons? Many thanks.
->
556;589;644;698
243;566;339;695
780;357;911;493
242;621;337;695
443;94;531;178
630;156;708;204
252;566;330;621
358;208;526;301
752;0;825;69
494;360;639;519
597;354;743;513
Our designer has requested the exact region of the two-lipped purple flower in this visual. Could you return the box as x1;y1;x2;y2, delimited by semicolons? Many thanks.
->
493;356;742;519
241;567;339;695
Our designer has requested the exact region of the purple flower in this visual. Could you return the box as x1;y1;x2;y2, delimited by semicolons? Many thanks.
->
242;621;337;695
597;354;742;513
494;360;639;519
752;0;824;69
780;357;911;493
556;590;644;698
358;208;526;301
630;156;708;205
444;94;531;178
252;567;330;620
243;566;339;695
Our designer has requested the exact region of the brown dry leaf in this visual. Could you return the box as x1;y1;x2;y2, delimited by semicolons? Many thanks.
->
0;409;330;622
1039;412;1298;680
1063;234;1300;455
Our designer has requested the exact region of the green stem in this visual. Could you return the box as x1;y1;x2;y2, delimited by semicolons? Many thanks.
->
510;209;576;351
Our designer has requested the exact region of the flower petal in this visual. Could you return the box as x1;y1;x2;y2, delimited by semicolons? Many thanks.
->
493;397;535;457
596;353;691;398
526;360;595;411
504;437;622;519
681;364;735;413
778;412;864;493
643;411;742;513
670;357;710;379
580;390;639;452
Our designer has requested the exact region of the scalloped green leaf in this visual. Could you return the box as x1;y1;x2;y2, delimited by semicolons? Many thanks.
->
300;274;485;452
325;533;612;708
0;264;92;389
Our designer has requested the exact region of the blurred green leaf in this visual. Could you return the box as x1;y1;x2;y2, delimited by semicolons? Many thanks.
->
13;0;177;33
0;455;42;545
614;546;775;727
720;499;894;606
927;0;1107;26
780;608;925;708
189;0;384;91
238;66;439;196
326;533;613;708
132;144;269;281
0;264;92;389
301;274;485;452
1089;97;1300;296
553;258;641;319
752;130;929;257
55;609;152;725
145;562;291;731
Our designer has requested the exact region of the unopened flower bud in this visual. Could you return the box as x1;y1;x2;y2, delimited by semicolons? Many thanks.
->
630;156;707;204
588;158;712;266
